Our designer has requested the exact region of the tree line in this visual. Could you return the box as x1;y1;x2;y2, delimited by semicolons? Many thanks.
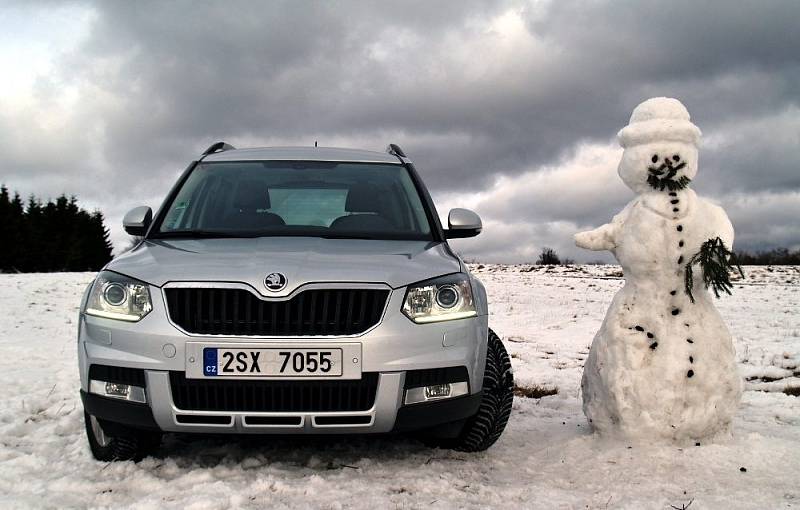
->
736;247;800;265
536;246;800;266
0;185;113;273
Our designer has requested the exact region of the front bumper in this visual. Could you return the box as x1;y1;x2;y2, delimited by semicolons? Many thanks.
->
81;375;482;435
78;284;488;435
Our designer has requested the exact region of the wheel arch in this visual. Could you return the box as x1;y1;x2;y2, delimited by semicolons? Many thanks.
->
470;276;489;317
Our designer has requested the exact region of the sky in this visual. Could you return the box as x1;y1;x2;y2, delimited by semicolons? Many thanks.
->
1;0;798;263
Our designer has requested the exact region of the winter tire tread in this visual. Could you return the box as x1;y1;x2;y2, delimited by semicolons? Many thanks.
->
426;328;514;452
84;412;161;462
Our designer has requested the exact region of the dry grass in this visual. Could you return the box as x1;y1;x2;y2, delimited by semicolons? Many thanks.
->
514;384;558;399
783;386;800;397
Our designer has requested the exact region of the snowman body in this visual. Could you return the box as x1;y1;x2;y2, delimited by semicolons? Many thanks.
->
576;98;741;442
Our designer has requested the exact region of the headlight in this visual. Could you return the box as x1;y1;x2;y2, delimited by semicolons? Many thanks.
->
85;271;153;322
402;273;477;323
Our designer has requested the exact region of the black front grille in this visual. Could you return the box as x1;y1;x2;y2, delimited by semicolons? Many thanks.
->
169;372;379;412
165;287;389;336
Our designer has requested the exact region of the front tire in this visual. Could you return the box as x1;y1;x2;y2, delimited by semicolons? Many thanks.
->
427;328;514;452
84;412;161;461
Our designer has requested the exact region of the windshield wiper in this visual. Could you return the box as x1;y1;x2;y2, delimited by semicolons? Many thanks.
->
320;233;376;240
153;230;261;239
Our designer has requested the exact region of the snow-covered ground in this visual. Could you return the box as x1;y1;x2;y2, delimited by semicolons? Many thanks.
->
0;266;798;509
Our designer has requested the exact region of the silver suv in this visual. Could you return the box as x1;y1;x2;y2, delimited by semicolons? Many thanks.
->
78;143;513;461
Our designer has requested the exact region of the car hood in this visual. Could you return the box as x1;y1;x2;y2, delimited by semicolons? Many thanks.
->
107;237;461;294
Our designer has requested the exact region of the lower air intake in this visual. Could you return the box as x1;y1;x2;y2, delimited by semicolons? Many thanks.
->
169;372;379;412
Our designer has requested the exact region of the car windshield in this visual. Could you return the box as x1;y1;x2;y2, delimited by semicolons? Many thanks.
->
153;161;434;240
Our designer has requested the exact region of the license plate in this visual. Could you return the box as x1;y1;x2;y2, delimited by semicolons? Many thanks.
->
203;348;343;377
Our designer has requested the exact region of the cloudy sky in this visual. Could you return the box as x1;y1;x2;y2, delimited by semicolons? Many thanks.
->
1;0;798;262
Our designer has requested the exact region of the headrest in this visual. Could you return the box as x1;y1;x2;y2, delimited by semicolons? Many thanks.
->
345;183;382;213
233;180;271;210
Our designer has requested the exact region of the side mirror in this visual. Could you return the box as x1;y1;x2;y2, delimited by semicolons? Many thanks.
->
123;206;153;236
445;208;482;239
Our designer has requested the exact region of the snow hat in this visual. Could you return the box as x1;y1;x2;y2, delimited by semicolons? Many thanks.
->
617;97;702;148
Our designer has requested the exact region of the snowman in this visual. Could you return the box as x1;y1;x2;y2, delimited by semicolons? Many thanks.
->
574;97;742;442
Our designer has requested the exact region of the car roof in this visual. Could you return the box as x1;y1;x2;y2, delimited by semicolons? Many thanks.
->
202;146;404;164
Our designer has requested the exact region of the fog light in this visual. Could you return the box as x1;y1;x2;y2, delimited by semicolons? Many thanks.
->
105;382;129;397
89;379;147;403
404;381;469;405
425;384;451;399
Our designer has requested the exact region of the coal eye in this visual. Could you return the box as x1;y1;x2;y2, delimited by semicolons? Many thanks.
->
651;154;658;163
672;154;680;161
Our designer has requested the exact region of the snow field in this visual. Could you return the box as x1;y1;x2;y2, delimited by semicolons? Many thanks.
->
0;267;798;509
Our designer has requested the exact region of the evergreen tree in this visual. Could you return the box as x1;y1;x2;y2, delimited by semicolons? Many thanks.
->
7;193;24;271
0;186;9;269
82;210;114;270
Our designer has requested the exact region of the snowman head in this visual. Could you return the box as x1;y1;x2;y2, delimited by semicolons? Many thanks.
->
617;97;701;194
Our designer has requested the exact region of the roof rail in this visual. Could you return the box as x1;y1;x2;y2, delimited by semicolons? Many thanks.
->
386;143;407;158
202;141;236;156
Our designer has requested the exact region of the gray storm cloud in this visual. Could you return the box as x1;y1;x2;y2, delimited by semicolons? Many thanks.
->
0;0;798;261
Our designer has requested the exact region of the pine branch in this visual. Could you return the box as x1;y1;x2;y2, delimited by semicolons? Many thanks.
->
684;237;745;303
647;174;691;192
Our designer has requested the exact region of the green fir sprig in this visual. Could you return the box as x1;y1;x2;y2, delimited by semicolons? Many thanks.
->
684;237;744;303
647;174;691;192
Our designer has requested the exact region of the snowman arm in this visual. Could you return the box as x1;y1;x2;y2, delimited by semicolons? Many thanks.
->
574;224;616;251
684;204;742;302
711;205;735;250
574;202;634;251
